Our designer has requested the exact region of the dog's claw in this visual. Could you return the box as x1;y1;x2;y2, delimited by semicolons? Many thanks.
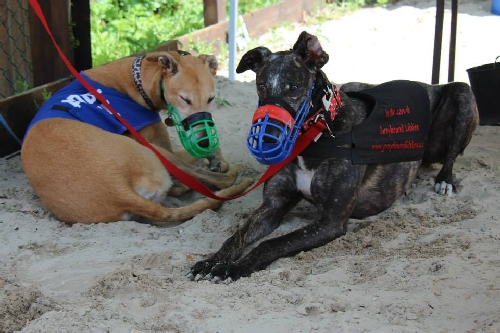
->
190;258;250;283
447;184;453;197
185;272;194;280
210;163;222;173
211;276;221;284
207;156;225;173
434;181;454;197
441;181;447;195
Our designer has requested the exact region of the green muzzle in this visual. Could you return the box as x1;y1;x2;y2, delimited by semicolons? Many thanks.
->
166;103;220;158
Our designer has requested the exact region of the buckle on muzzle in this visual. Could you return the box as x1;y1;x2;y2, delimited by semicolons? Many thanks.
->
247;104;296;165
167;104;220;158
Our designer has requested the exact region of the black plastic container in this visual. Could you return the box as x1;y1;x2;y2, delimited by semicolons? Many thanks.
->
466;56;500;125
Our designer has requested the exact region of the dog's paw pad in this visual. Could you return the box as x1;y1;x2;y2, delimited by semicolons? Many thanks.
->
209;163;222;173
434;181;453;197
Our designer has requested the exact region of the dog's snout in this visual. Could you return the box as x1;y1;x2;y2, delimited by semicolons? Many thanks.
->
263;119;288;143
197;137;209;148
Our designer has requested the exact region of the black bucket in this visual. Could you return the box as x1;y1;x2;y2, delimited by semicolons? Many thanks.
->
466;56;500;125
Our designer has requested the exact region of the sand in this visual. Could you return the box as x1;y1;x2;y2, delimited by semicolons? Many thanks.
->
1;0;500;332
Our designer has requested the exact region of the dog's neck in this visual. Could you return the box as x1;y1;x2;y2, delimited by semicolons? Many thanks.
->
132;56;159;110
84;57;164;111
304;72;343;136
312;73;369;136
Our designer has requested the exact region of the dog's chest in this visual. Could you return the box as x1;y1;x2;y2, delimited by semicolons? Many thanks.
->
295;157;316;200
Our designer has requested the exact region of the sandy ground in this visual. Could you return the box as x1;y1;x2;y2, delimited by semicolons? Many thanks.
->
1;0;500;332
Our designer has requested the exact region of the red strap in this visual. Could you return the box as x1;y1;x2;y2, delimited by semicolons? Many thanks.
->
29;0;324;200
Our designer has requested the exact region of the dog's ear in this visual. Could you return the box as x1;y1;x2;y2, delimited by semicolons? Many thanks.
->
236;47;272;73
197;55;218;76
146;53;179;75
292;31;329;72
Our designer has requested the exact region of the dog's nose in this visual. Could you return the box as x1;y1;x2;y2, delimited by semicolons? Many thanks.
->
262;135;279;144
197;137;209;148
262;119;285;143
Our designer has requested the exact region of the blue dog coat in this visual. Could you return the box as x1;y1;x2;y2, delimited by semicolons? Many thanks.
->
23;74;161;142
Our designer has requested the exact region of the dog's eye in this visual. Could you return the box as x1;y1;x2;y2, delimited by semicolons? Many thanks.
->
208;96;215;104
290;85;298;92
181;96;192;105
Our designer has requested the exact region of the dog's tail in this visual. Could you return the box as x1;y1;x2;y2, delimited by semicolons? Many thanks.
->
125;177;254;224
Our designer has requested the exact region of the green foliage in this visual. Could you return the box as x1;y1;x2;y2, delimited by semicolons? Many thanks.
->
90;0;395;66
41;88;52;102
90;0;283;66
91;0;205;66
34;88;52;109
14;80;31;94
331;0;395;7
214;92;231;108
236;0;281;14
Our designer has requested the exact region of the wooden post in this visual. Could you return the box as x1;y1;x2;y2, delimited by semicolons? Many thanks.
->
71;0;92;71
431;0;445;84
204;0;226;26
448;0;458;82
29;0;73;87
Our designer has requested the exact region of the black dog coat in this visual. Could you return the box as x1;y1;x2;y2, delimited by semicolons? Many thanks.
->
302;80;431;164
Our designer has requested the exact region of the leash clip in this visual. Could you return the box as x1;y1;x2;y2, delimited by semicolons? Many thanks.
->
321;87;332;112
314;113;335;138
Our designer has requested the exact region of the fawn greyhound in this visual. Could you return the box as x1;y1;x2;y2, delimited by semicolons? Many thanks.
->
21;51;253;224
189;31;479;282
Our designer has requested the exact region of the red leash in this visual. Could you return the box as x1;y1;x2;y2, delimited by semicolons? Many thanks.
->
28;0;326;200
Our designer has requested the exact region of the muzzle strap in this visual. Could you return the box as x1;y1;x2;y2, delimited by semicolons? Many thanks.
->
247;83;315;165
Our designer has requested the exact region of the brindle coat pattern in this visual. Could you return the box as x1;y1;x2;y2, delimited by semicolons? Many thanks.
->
189;31;479;282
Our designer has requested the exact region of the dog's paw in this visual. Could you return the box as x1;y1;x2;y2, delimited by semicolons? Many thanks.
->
188;259;251;283
207;156;230;173
434;181;454;197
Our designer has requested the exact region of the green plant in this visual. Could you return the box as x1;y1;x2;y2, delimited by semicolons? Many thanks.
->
188;38;215;56
90;0;394;66
214;92;231;108
236;0;281;16
41;88;52;102
14;80;31;93
69;21;80;49
217;43;229;69
91;0;204;66
34;88;52;109
90;0;288;66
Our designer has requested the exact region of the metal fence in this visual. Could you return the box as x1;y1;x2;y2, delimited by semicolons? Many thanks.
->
0;0;32;99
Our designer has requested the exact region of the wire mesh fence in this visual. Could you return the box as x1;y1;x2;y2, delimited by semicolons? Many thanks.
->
1;0;33;99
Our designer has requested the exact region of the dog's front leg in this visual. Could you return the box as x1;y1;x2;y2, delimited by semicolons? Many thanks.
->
189;167;302;281
172;147;229;173
136;122;174;151
195;162;364;282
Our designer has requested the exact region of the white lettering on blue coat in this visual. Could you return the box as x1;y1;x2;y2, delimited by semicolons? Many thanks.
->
60;89;118;115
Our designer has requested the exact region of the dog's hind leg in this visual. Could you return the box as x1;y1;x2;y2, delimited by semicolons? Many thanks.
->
128;177;254;224
151;144;245;189
424;82;479;196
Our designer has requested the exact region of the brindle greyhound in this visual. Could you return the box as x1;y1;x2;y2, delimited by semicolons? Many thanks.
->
189;31;478;282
